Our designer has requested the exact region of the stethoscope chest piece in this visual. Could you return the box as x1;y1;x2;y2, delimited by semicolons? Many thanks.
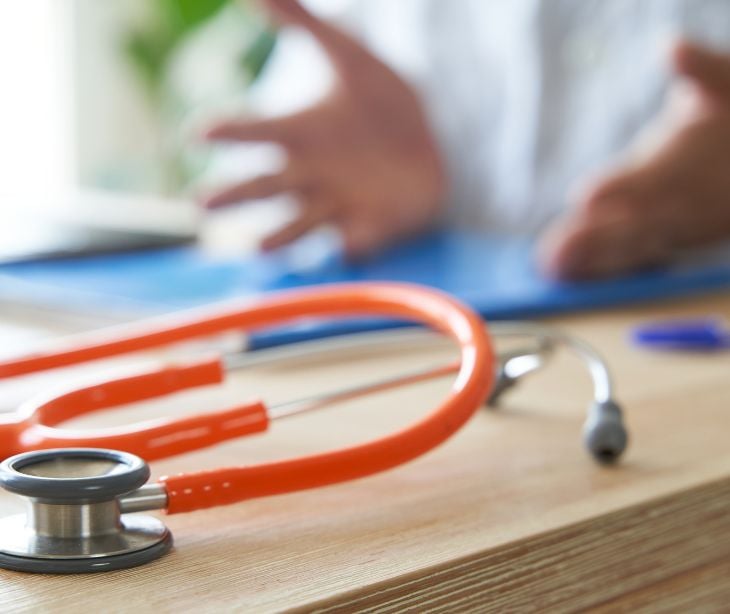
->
0;449;172;574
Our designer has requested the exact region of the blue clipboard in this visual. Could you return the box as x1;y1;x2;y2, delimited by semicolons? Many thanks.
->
2;231;730;348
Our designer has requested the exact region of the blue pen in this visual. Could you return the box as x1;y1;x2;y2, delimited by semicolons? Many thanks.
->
632;317;730;350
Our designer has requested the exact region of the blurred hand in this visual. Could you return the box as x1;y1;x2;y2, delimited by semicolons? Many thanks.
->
202;0;445;257
539;40;730;279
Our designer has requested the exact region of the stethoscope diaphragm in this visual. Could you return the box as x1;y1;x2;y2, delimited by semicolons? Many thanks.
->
0;448;171;573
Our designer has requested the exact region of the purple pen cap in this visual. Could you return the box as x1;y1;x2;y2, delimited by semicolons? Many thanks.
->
631;317;730;351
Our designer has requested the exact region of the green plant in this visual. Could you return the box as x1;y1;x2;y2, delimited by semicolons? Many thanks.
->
124;0;275;99
119;0;277;192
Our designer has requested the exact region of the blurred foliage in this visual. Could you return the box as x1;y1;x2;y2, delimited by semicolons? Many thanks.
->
240;26;278;81
124;0;276;98
120;0;277;192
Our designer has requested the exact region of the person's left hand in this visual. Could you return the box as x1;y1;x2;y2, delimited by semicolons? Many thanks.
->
539;40;730;280
201;0;445;258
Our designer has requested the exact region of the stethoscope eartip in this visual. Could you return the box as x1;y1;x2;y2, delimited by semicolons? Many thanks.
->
583;400;629;465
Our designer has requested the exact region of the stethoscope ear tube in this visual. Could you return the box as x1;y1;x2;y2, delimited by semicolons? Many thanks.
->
484;321;628;464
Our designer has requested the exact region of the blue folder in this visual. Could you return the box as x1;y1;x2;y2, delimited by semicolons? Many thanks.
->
2;231;729;348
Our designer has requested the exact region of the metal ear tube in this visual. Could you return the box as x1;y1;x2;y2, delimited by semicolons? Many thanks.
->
226;322;628;463
485;322;628;463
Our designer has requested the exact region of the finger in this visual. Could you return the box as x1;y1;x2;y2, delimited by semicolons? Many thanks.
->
260;0;313;26
574;167;646;215
572;225;667;279
672;39;730;102
538;206;667;280
260;196;333;250
203;112;314;144
339;219;393;259
573;145;680;217
261;0;388;78
202;169;305;209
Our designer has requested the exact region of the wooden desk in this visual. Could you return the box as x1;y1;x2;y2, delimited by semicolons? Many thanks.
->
1;293;730;612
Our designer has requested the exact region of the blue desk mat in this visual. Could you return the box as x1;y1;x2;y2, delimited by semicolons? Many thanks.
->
2;231;729;348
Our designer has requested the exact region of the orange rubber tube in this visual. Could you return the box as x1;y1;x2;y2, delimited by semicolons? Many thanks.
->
0;283;494;512
159;284;494;514
5;358;269;460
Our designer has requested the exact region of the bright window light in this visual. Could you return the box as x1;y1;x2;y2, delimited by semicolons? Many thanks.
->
0;1;75;206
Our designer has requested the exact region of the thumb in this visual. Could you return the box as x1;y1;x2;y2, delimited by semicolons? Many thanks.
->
261;0;387;81
672;39;730;103
572;165;647;215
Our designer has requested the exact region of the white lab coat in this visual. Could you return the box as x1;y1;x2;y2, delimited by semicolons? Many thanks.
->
252;0;730;236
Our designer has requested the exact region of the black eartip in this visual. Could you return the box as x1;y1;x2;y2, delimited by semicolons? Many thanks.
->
583;400;628;464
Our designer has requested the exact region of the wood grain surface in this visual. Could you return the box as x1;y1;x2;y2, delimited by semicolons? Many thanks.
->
1;292;729;612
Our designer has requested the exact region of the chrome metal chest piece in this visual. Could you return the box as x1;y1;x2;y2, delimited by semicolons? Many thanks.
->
0;448;171;573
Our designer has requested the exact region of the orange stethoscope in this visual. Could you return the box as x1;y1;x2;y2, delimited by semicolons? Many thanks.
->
0;283;497;573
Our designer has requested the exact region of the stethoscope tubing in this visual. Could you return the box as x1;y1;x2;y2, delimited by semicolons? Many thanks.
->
0;283;495;514
0;282;620;516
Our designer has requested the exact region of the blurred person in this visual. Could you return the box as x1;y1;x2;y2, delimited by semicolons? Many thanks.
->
202;0;730;280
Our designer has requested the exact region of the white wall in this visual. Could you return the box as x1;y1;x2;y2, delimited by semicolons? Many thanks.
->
0;1;75;205
72;0;163;193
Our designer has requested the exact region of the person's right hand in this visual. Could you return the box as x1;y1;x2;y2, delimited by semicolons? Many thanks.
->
538;40;730;280
202;0;445;258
